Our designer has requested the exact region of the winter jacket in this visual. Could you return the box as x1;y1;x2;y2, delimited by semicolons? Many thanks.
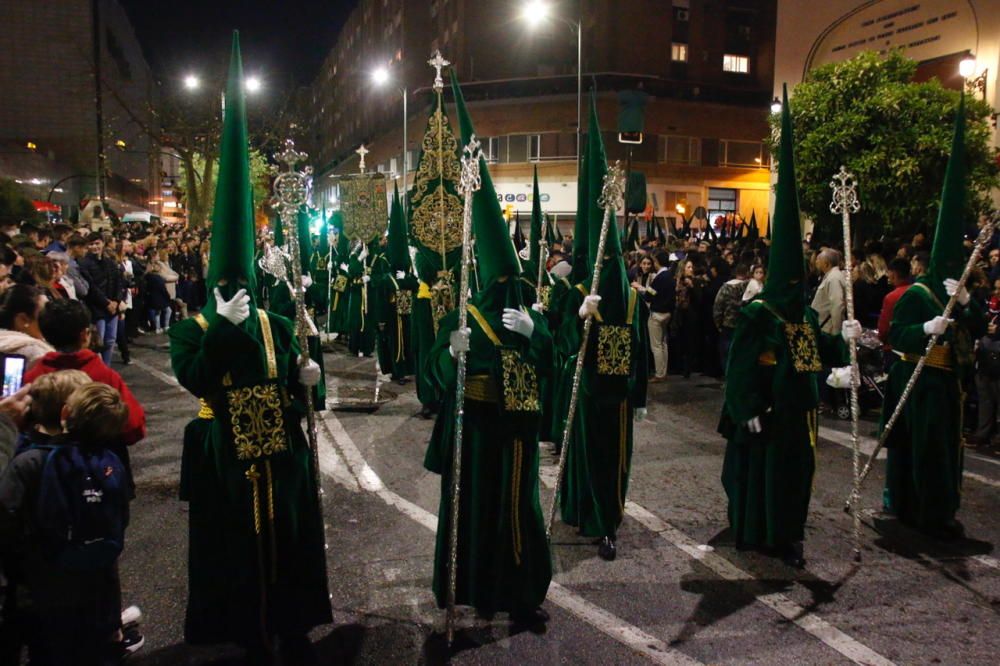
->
0;329;54;368
78;253;125;320
713;279;749;330
24;350;146;447
144;272;171;311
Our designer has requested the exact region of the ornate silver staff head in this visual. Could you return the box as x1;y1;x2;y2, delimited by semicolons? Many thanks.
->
459;136;483;196
598;161;626;212
428;50;450;94
829;165;860;215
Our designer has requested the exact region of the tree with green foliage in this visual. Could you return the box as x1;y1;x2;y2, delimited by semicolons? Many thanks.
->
772;50;999;242
0;179;41;225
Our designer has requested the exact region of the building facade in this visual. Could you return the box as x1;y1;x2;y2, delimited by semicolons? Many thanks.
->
0;0;160;219
306;0;778;231
774;0;1000;206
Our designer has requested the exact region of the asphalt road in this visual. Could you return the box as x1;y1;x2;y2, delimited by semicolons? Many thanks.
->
115;334;1000;665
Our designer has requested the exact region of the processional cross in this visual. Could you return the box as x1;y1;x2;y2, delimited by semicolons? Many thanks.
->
356;144;369;174
428;50;450;93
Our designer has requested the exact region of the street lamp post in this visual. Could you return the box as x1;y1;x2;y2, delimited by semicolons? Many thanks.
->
522;1;583;179
372;65;410;218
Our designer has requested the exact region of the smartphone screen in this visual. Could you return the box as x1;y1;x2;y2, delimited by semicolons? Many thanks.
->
1;355;26;398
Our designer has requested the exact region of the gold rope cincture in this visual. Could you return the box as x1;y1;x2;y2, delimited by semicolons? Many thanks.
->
389;274;405;362
245;463;270;648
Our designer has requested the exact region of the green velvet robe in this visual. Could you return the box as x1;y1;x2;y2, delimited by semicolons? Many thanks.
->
557;279;649;540
346;251;378;357
423;286;553;614
719;302;840;548
374;267;418;380
169;312;331;646
546;276;576;443
881;281;985;531
266;280;327;411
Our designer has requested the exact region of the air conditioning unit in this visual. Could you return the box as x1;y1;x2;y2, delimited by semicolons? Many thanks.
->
676;9;689;21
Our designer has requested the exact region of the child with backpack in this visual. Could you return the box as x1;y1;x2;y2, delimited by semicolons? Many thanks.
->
0;382;136;665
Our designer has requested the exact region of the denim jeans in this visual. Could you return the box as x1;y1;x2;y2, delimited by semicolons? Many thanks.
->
147;307;172;331
94;314;119;366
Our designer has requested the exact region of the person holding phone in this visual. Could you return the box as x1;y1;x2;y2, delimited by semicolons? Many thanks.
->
0;285;53;368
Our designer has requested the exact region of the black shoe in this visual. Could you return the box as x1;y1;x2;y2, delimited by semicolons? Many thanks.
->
396;377;407;386
418;405;436;420
779;542;806;569
279;633;317;666
115;625;145;659
511;606;550;633
598;536;617;561
924;519;965;541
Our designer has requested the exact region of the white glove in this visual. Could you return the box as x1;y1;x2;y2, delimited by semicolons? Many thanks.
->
578;294;602;320
358;246;369;262
395;271;406;280
634;407;648;422
502;308;535;339
841;319;862;341
301;275;313;289
826;366;853;389
746;416;762;433
361;275;371;284
298;358;321;387
214;287;250;326
449;327;471;357
339;263;349;272
923;316;952;336
531;302;545;314
944;278;970;306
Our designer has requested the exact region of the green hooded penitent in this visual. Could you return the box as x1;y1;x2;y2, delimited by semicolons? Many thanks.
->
374;182;418;380
529;166;545;269
556;89;647;542
167;31;332;646
718;85;838;555
880;92;985;534
387;182;410;273
421;71;553;617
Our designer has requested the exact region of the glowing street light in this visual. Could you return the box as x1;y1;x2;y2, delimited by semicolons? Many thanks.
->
183;74;200;90
521;0;551;27
960;56;977;79
245;76;262;93
371;66;390;86
770;96;782;114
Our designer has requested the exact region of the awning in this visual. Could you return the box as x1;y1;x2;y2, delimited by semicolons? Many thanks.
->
32;200;61;213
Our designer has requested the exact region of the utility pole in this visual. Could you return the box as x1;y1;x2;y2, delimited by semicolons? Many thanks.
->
91;0;107;207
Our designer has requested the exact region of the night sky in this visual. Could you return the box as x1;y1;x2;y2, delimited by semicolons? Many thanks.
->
121;0;359;89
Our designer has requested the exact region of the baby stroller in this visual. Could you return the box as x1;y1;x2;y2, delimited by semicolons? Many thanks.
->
832;328;887;420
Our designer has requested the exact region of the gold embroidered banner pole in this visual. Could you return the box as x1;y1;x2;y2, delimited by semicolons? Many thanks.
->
830;166;863;563
545;162;626;539
846;215;997;511
445;136;483;646
270;139;324;510
535;238;549;311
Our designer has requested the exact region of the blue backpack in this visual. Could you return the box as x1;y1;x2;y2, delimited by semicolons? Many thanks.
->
33;444;128;571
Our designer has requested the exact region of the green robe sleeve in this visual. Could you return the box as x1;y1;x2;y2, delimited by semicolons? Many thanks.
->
722;302;769;425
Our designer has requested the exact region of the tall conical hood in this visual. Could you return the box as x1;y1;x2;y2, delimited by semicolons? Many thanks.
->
529;166;544;266
273;213;285;246
925;93;968;299
387;182;410;272
316;212;330;261
759;85;806;317
331;211;349;257
585;93;623;264
748;210;759;241
451;70;521;285
296;210;313;274
206;32;257;298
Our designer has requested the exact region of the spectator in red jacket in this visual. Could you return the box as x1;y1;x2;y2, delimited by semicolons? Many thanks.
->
24;299;146;482
877;257;914;356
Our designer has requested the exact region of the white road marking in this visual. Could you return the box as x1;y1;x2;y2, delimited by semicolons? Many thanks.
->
317;411;702;666
621;503;895;666
130;358;182;388
817;427;1000;489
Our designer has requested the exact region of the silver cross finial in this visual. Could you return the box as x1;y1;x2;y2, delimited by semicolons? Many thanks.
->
356;144;369;174
428;50;450;93
829;165;861;215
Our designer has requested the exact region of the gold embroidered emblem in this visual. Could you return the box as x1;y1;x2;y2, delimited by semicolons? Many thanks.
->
596;325;632;376
332;274;348;293
430;271;455;334
538;285;551;310
340;174;389;243
783;323;823;373
226;384;287;460
409;104;464;255
500;349;541;413
395;289;413;315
